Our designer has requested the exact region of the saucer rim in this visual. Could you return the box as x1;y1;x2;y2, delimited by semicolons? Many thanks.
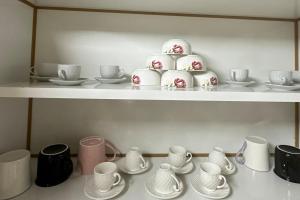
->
170;161;194;174
95;76;127;81
118;158;150;175
226;80;256;84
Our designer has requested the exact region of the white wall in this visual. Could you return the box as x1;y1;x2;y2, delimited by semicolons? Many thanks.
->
0;0;32;153
32;10;295;154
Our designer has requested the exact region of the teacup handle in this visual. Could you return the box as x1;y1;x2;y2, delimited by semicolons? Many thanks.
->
280;77;288;85
186;152;193;164
217;175;227;189
231;71;236;81
235;141;247;165
170;174;181;192
58;69;67;80
224;157;233;170
106;143;118;162
139;155;146;169
112;172;121;187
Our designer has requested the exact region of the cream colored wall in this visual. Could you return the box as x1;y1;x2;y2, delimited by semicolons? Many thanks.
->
0;0;32;153
32;10;295;154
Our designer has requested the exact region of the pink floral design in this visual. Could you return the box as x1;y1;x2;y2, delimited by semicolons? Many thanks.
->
172;44;184;54
174;78;186;88
132;75;140;85
210;77;218;86
192;61;203;70
152;60;163;69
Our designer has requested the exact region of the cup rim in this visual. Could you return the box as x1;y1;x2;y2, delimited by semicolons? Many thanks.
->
0;149;30;163
245;136;267;144
80;136;104;148
94;162;117;175
58;64;81;68
230;68;249;71
41;143;69;156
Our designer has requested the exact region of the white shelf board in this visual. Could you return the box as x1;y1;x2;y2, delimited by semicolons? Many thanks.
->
13;157;300;200
1;81;300;102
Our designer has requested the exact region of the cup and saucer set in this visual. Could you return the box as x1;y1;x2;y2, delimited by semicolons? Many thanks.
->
166;145;194;174
191;147;235;199
265;70;300;91
95;65;128;84
30;63;59;82
225;69;256;87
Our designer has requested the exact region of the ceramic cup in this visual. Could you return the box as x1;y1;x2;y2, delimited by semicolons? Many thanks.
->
162;39;191;55
176;55;206;71
235;136;269;172
161;70;193;88
78;136;118;175
146;55;175;71
100;65;124;79
198;162;227;192
168;145;192;168
154;163;180;194
94;162;121;193
131;69;161;86
292;71;300;83
193;71;218;87
230;69;249;82
125;146;146;171
30;63;58;77
269;70;292;85
0;150;31;200
208;147;233;172
36;144;73;187
58;64;81;80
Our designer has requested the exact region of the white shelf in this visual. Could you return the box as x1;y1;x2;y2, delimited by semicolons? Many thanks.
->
13;157;300;200
0;81;300;102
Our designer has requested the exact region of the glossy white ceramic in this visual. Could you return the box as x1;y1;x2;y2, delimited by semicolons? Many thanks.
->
269;70;292;85
125;146;146;172
176;55;206;71
100;66;123;79
230;69;249;82
162;39;191;55
193;71;218;87
131;69;161;86
161;70;193;88
31;63;58;77
208;147;234;174
58;64;81;80
168;145;192;168
146;55;175;71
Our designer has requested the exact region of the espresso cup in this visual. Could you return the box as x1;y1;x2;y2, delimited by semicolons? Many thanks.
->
230;69;249;82
168;145;192;168
58;64;81;80
269;70;293;85
154;163;180;194
94;162;121;192
125;146;146;171
100;65;123;79
199;162;227;192
208;147;233;172
30;63;58;77
131;69;161;86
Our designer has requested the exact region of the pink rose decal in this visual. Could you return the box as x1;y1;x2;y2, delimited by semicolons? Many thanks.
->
192;61;203;70
152;60;163;70
174;78;186;88
172;44;184;54
210;77;218;86
132;75;140;85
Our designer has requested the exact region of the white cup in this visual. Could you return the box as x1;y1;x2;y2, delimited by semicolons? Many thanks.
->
0;150;31;200
100;65;124;79
176;55;206;71
269;70;293;85
125;146;146;171
154;163;180;194
168;145;192;168
193;71;218;87
161;70;193;88
30;63;58;77
131;69;161;86
208;147;233;172
58;64;81;80
198;162;227;192
230;69;249;82
93;162;121;192
146;55;175;71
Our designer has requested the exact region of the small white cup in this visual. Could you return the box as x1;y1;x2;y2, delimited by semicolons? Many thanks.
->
168;145;192;168
161;70;193;88
125;146;146;171
176;55;206;71
100;65;123;79
58;64;81;80
208;147;233;172
154;163;180;194
30;63;58;77
269;70;293;85
131;69;161;86
230;69;249;82
146;55;175;71
199;162;227;192
93;162;121;193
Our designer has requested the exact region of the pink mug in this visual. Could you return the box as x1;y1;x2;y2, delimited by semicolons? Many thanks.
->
78;136;118;175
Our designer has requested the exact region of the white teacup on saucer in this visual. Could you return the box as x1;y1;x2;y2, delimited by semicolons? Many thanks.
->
167;145;193;169
208;147;236;175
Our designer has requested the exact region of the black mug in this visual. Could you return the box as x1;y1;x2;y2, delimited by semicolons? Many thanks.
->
36;144;73;187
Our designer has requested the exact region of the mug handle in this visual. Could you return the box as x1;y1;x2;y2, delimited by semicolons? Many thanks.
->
170;174;181;192
217;175;227;189
224;157;233;170
186;152;193;164
58;69;67;80
105;143;118;162
235;141;247;165
139;155;146;169
112;172;121;187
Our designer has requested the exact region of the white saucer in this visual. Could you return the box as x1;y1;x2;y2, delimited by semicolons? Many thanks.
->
31;75;57;82
117;158;150;175
95;77;127;84
226;80;255;87
265;82;300;91
49;78;87;86
191;176;231;199
145;176;184;199
171;162;194;174
222;164;236;176
84;178;125;200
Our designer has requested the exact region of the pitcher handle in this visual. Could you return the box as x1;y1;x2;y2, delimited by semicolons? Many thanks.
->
235;141;247;165
170;174;181;192
186;152;193;164
106;143;118;162
139;155;146;169
217;175;227;189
